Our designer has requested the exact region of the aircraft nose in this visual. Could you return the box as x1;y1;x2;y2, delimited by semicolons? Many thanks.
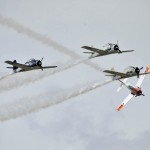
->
135;68;140;72
37;60;42;66
138;90;142;95
114;44;119;50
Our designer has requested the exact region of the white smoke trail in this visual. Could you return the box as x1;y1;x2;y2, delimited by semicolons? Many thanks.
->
0;14;103;72
0;58;94;93
0;72;14;80
0;79;113;121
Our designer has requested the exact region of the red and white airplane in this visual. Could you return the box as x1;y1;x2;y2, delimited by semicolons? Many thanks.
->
116;66;149;111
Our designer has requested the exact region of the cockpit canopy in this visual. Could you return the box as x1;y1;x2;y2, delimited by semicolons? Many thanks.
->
124;66;135;74
103;43;119;51
25;58;36;64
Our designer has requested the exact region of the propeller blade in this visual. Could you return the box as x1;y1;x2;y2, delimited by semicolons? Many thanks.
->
40;66;43;71
41;57;43;62
131;66;136;69
13;60;17;63
140;67;143;70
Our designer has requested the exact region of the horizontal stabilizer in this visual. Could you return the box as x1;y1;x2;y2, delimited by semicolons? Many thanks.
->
83;52;94;54
117;78;128;92
105;74;114;76
117;86;122;92
6;67;13;69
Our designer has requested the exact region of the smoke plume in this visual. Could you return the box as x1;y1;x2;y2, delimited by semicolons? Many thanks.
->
0;79;113;121
0;14;103;72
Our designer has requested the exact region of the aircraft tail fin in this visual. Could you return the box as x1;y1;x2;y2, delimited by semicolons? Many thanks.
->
107;68;116;80
111;67;115;71
6;60;18;73
104;68;116;80
117;78;128;92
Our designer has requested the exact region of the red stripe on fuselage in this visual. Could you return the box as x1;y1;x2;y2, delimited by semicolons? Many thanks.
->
131;87;142;96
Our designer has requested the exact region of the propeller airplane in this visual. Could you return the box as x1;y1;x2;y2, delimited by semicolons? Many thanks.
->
104;66;150;79
5;58;57;73
82;42;134;58
116;66;149;111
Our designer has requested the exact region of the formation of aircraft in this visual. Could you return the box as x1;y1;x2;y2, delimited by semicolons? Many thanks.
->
3;42;149;111
116;66;149;111
82;42;134;58
5;58;57;73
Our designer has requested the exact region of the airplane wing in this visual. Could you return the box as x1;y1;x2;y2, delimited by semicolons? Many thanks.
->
22;66;57;71
136;66;149;87
19;66;57;71
42;66;57;69
117;94;134;111
120;50;134;53
82;46;105;54
5;60;30;71
103;70;128;78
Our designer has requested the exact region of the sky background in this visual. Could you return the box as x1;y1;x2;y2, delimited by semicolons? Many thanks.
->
0;0;150;150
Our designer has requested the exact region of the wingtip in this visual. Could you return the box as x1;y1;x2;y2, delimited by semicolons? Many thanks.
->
145;66;149;73
129;50;134;52
128;50;134;52
117;104;124;111
51;66;57;68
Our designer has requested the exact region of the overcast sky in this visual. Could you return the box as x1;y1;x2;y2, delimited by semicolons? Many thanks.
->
0;0;150;150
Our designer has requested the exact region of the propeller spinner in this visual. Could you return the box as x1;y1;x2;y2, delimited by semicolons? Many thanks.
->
131;66;143;78
38;57;44;70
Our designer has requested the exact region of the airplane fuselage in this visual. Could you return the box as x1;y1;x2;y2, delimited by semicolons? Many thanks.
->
90;49;120;58
5;58;57;73
25;59;42;67
13;59;42;73
127;85;143;96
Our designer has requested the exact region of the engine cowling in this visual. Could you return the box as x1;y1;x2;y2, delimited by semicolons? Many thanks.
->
36;60;42;66
113;44;119;50
138;90;142;95
135;67;140;74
